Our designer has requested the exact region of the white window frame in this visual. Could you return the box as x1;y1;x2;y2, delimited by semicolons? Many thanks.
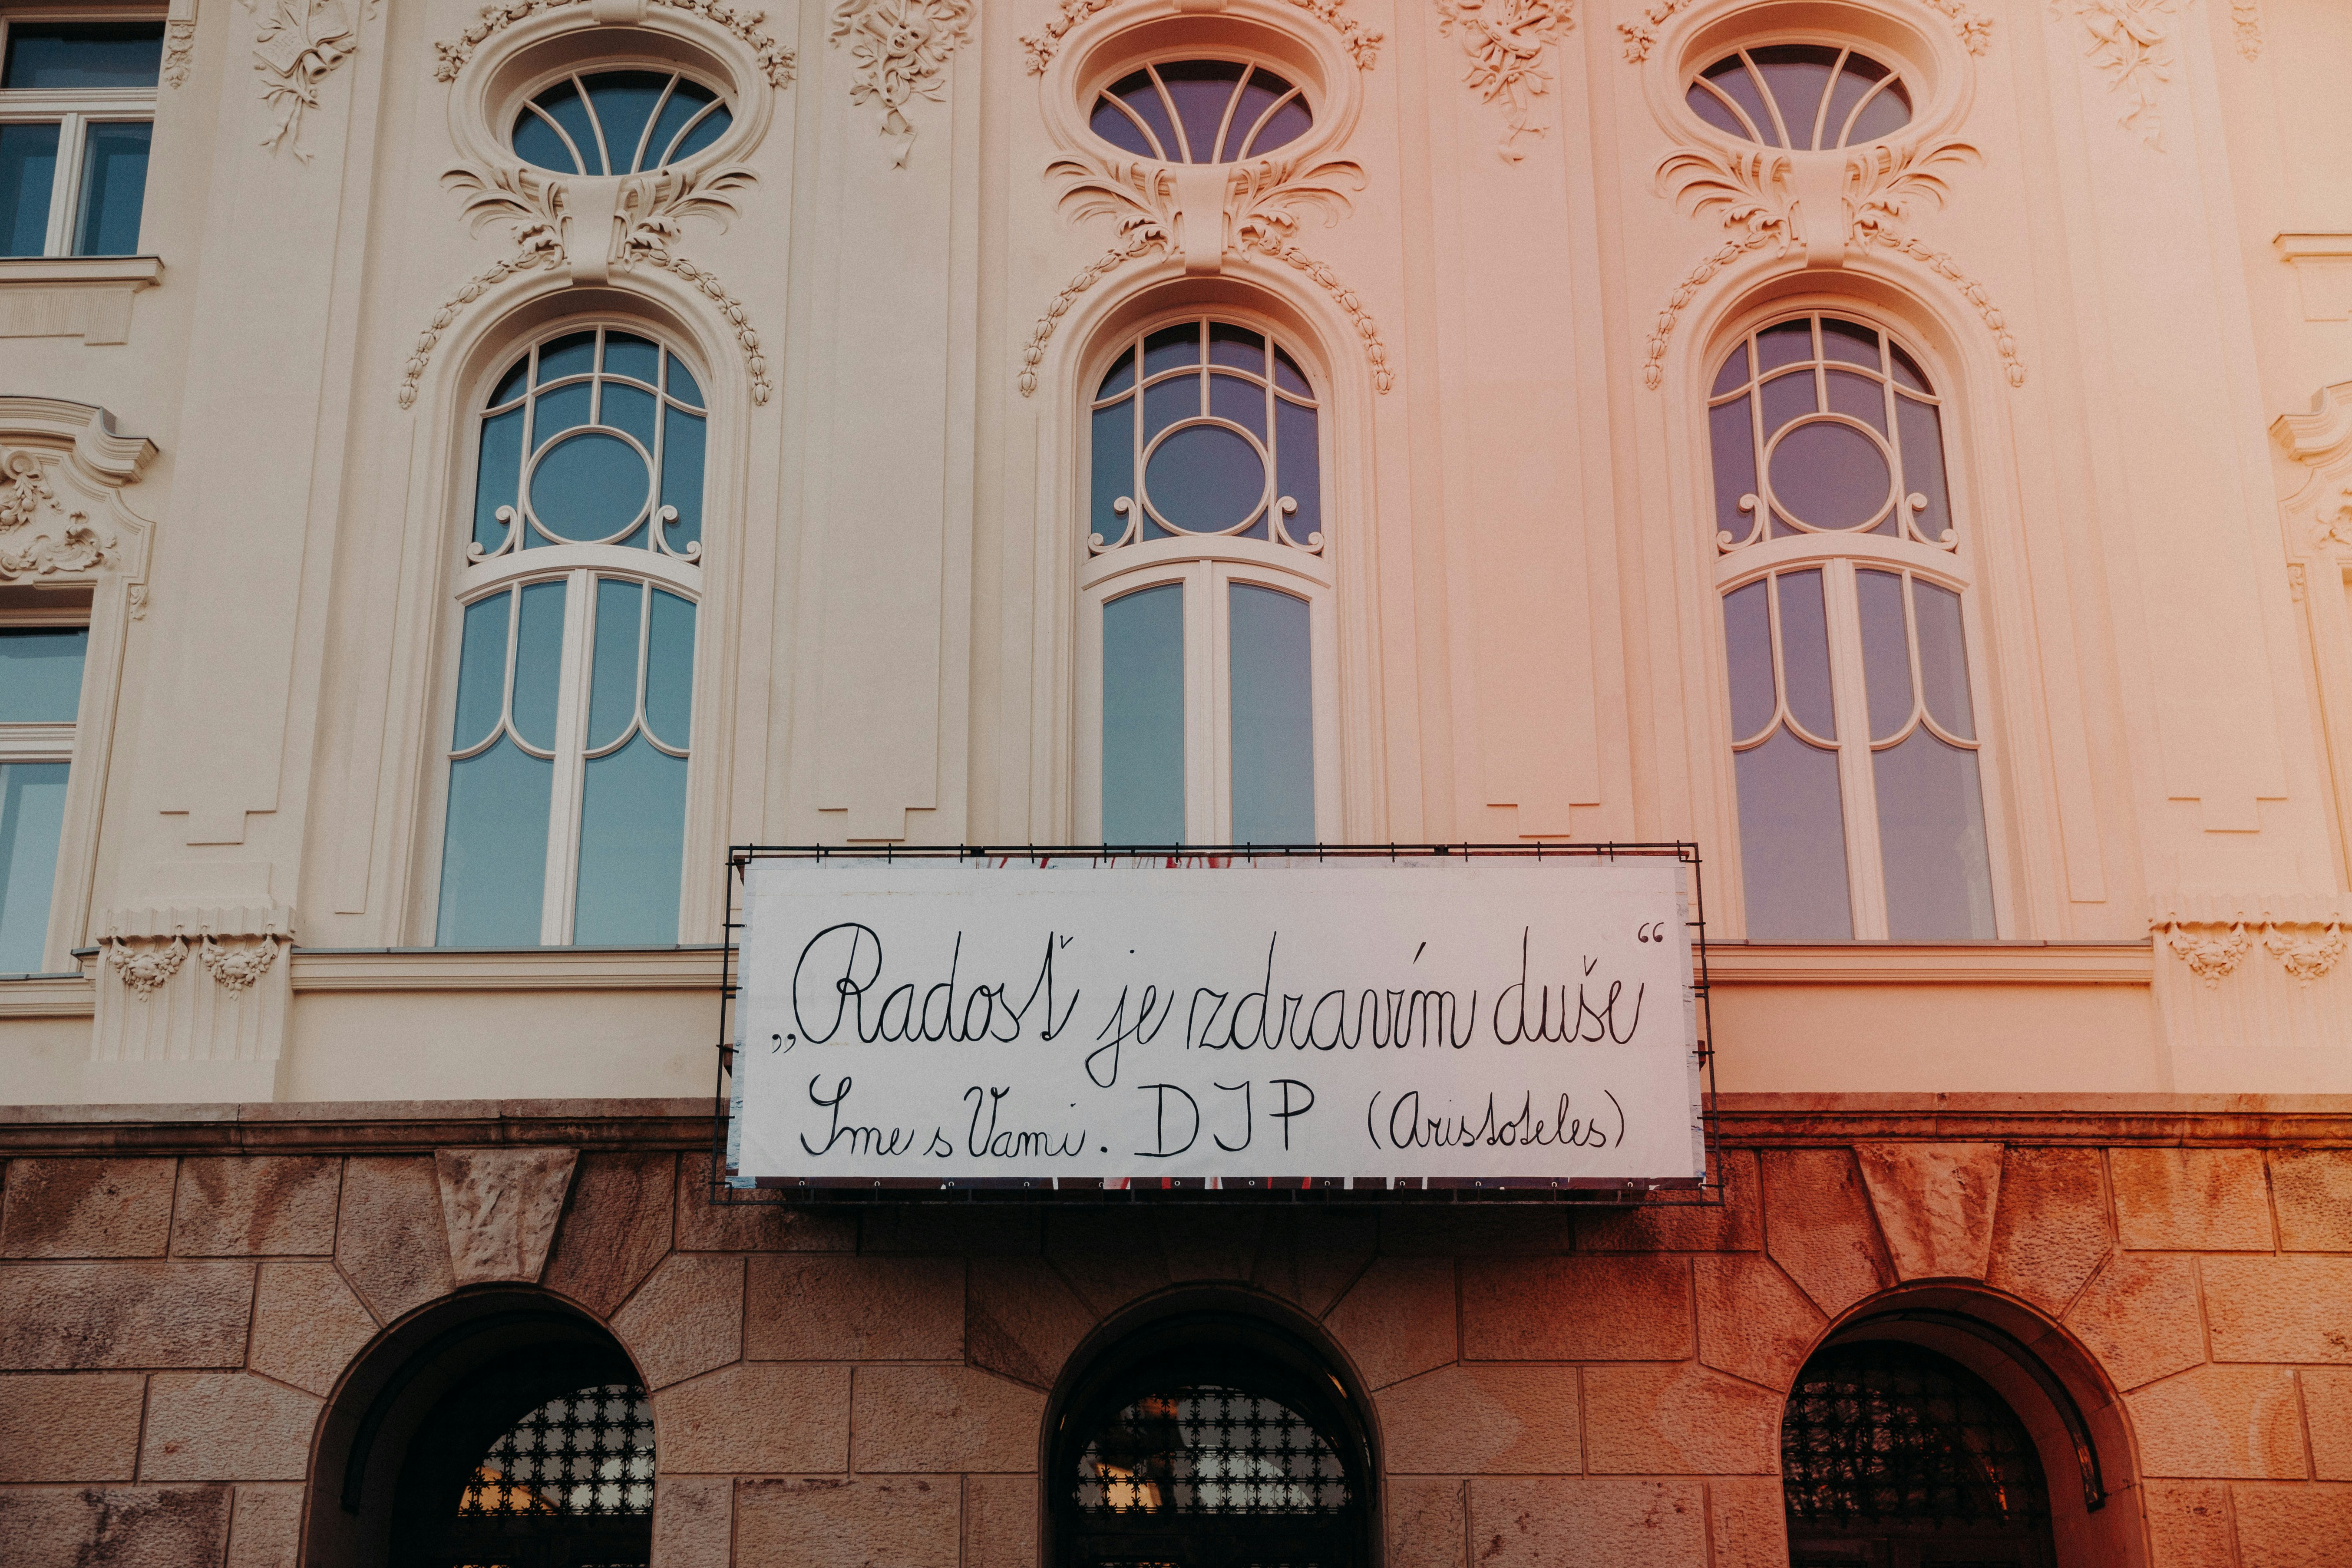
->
0;10;161;259
0;600;88;974
1705;308;2014;940
420;322;709;948
1075;311;1342;845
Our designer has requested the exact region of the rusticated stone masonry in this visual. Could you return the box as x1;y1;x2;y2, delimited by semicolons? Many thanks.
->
0;1096;2346;1567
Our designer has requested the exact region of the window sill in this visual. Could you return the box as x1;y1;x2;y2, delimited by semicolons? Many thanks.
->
0;254;162;344
1702;941;2154;986
288;945;725;993
0;973;96;1017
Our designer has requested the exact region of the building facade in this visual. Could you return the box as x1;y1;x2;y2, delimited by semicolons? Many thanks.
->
0;0;2349;1564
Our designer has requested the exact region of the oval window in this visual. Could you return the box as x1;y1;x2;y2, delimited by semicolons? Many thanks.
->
1687;45;1910;150
1090;60;1311;163
512;69;732;175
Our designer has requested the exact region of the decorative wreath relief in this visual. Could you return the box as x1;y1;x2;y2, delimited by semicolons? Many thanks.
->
2050;0;2178;147
200;934;285;994
1020;155;1393;396
106;937;189;1000
433;0;797;88
2263;922;2345;984
829;0;972;167
1434;0;1574;162
0;450;119;582
401;163;772;408
1021;0;1382;73
243;0;379;162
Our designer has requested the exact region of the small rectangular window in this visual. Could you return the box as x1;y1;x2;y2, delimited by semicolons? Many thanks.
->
0;624;88;974
0;17;162;259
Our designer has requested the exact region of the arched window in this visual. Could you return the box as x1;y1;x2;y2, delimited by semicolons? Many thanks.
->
1080;316;1336;845
1783;1341;2056;1568
435;325;705;947
1688;46;1910;149
1707;313;1995;938
512;69;732;175
1053;1316;1372;1568
1089;61;1312;162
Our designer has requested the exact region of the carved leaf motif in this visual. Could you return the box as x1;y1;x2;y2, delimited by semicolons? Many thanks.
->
1658;146;1797;248
244;0;378;162
1434;0;1573;161
2164;921;2253;986
200;935;283;993
1228;156;1365;254
2051;0;2179;148
433;0;796;89
829;0;972;167
0;451;55;533
2263;922;2345;984
1048;157;1179;241
0;515;116;581
106;937;188;999
1844;139;1977;242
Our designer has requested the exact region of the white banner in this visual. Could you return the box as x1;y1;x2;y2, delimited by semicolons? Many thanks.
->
730;857;1703;1187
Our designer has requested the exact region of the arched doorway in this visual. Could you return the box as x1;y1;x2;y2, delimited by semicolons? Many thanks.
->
1781;1340;2058;1568
1050;1309;1374;1568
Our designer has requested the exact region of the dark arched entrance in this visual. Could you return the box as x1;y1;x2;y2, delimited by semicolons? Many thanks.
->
1782;1340;2059;1568
1050;1310;1374;1568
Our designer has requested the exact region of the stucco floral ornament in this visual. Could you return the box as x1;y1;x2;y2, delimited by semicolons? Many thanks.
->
0;450;55;532
432;0;797;88
2263;921;2345;984
243;0;378;162
200;934;283;993
1434;0;1573;162
2162;921;2253;987
0;451;119;582
2051;0;2179;148
107;936;189;1000
830;0;971;168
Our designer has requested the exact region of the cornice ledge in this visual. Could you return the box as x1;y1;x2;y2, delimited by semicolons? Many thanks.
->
1708;1091;2352;1146
1703;941;2152;985
0;255;163;288
0;1096;720;1156
0;974;96;1017
289;944;725;991
2274;380;2352;464
0;397;159;487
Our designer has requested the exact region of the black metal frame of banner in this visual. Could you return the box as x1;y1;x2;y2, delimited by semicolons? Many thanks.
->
706;843;1721;1207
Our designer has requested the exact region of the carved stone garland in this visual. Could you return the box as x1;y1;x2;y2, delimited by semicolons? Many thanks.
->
0;449;121;582
165;0;199;87
2050;0;2179;149
2154;918;2345;987
1022;0;1383;74
1434;0;1574;162
1641;140;2025;391
433;0;798;88
1019;155;1394;396
2230;2;2261;62
830;0;972;168
242;0;379;162
401;164;772;407
1621;0;1990;63
106;936;188;1000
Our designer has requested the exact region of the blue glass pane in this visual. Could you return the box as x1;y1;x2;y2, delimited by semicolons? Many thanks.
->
1890;343;1931;395
1097;347;1135;399
1229;585;1314;844
1720;582;1773;742
1702;56;1773;145
1821;60;1879;149
1711;341;1752;397
1776;569;1836;740
538;81;604;173
1847;79;1911;145
573;736;686;944
1276;399;1321;545
1143;376;1196;442
671;102;731;162
1208;324;1263;376
1735;730;1850;938
1273;347;1312;399
588;71;671;173
601;384;658;452
645;590;695;747
436;739;552;946
1820;318;1879;368
1759;368;1817;436
1103;585;1184;845
490;355;530;407
0;628;87;722
660;409;705;553
532;381;592;439
2;23;162;88
1897;395;1953;543
537;331;597;384
1873;730;1993;938
1156;59;1244;161
0;763;68;973
1090;403;1132;543
1091;96;1156;157
512;108;581;174
532;431;648;541
1209;373;1265;441
1143;324;1198;379
1147;425;1264;532
1708;396;1755;542
1756;319;1813;373
473;408;524;553
647;83;714;166
0;122;59;258
1687;82;1748;139
1826;371;1886;435
452;594;510;751
1855;568;1913;743
1914;581;1974;740
511;580;567;750
1109;72;1179;163
666;355;703;408
1750;45;1837;147
1227;73;1284;161
73;122;148;257
588;578;642;751
1245;96;1311;157
604;333;660;385
1772;420;1890;533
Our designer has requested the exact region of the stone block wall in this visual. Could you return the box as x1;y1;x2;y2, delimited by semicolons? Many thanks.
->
0;1099;2346;1567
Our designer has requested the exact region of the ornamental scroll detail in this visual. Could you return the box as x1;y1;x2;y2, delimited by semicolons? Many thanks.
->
402;163;771;406
1021;0;1382;73
1020;155;1393;396
433;0;797;87
1434;0;1573;162
1619;0;1989;62
2050;0;2178;148
0;450;119;581
830;0;972;168
242;0;379;162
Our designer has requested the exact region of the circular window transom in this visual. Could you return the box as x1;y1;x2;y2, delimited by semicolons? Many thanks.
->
1688;45;1909;149
1090;59;1312;163
512;68;732;175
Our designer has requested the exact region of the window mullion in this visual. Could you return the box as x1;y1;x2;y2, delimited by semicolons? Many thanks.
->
1188;560;1219;846
540;568;596;944
1823;558;1888;937
46;112;84;257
